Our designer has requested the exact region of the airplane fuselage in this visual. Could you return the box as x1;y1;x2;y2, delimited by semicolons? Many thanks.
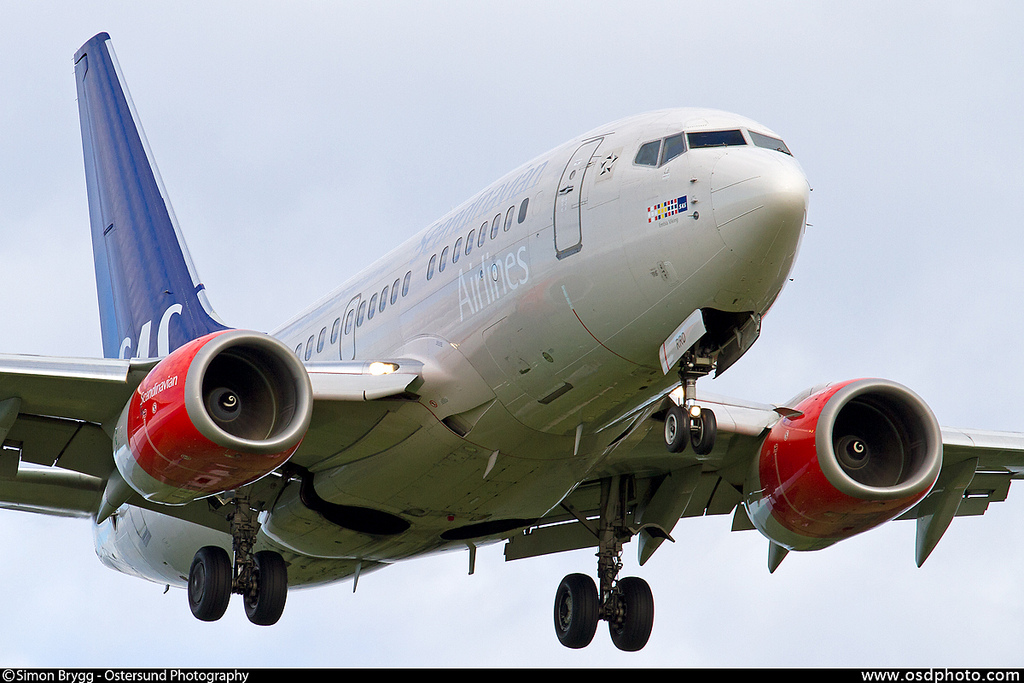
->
278;108;807;427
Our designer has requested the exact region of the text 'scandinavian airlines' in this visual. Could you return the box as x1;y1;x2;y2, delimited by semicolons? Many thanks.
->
3;33;1022;652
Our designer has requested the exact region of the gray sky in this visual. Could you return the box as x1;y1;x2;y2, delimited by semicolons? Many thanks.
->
2;0;1024;668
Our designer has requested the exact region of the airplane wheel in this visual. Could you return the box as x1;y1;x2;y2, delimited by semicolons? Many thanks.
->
188;546;232;622
664;405;690;453
609;576;654;652
244;551;288;625
554;573;600;649
691;408;717;455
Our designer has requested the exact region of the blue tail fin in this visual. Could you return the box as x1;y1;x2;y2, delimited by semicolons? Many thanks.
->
74;33;227;359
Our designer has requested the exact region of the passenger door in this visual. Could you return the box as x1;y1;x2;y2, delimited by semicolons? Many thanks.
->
339;294;361;360
553;138;603;259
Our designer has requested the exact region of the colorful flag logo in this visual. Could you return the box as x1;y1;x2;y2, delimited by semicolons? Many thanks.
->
648;196;687;223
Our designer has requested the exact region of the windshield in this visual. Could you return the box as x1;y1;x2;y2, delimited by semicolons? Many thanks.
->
687;129;746;149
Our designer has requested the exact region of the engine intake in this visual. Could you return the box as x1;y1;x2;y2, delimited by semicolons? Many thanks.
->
186;332;310;451
744;379;942;551
114;330;313;505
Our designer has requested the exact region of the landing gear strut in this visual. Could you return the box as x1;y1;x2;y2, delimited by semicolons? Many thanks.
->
553;476;655;652
664;348;718;455
187;489;288;625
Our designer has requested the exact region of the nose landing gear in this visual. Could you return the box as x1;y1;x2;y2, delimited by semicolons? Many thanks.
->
664;349;718;455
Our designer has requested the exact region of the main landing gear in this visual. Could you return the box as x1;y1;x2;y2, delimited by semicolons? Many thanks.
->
553;477;656;652
664;349;717;455
187;490;288;625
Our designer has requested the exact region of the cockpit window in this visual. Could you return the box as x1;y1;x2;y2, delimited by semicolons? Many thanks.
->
635;133;687;168
748;130;792;155
634;140;661;166
687;129;746;149
662;134;685;164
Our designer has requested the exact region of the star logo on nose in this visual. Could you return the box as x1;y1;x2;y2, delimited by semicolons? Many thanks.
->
599;153;618;175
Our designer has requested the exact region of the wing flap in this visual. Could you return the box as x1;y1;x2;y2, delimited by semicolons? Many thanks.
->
0;467;103;518
6;415;84;468
955;470;1012;515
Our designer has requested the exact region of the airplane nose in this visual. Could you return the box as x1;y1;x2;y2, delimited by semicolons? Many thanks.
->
711;151;809;267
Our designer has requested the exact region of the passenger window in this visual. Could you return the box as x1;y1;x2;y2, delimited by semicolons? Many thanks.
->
478;221;487;247
439;246;449;272
304;336;314;361
344;310;354;335
295;344;302;357
427;254;436;280
380;286;388;312
453;238;462;263
317;327;326;352
662;134;685;164
634;140;661;166
330;317;341;344
402;271;411;296
490;214;501;239
504;206;514;232
518;198;529;223
368;294;377;319
356;302;366;327
391;279;400;304
466;230;475;255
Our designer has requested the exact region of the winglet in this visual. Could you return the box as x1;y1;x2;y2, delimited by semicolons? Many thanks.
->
74;33;227;359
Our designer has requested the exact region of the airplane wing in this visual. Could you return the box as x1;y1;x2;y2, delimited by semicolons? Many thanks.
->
8;341;1023;567
0;353;423;521
503;384;1024;568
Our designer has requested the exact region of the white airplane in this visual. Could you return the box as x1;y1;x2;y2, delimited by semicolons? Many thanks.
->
2;32;1022;653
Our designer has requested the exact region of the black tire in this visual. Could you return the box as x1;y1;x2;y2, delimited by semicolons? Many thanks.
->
691;408;717;455
664;404;689;453
188;546;232;622
244;550;288;626
609;576;654;652
553;573;600;649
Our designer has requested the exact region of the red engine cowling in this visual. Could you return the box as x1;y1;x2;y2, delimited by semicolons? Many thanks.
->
113;330;313;505
744;378;942;551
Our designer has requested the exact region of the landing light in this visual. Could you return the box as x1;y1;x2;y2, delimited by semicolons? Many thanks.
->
368;362;398;375
688;405;703;418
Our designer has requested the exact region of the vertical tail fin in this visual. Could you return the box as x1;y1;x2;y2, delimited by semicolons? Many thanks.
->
74;33;227;359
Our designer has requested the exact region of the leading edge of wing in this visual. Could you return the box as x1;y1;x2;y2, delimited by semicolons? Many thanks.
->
0;354;424;423
941;426;1024;472
0;354;155;424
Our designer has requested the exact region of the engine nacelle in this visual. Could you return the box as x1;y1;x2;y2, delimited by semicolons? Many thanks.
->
744;378;942;551
113;330;313;505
